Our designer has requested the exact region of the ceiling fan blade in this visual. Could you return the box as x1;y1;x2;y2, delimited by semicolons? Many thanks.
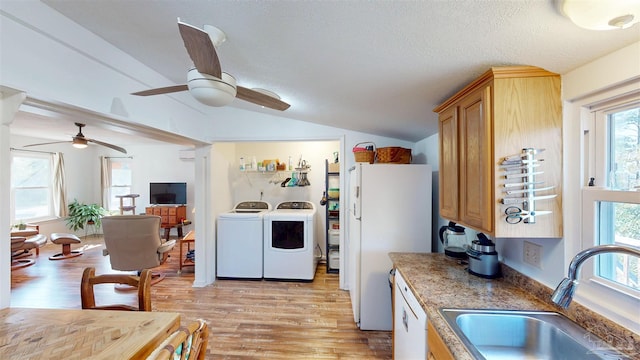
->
178;21;222;78
87;138;128;154
236;86;291;111
24;141;71;148
131;84;189;96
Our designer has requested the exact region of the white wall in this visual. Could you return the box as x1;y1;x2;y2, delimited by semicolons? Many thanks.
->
126;143;196;237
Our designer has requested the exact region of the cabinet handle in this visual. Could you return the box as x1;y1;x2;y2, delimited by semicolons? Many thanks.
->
402;308;409;332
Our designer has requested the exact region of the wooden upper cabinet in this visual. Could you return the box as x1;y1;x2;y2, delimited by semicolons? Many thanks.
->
434;66;563;238
458;85;493;233
438;106;459;221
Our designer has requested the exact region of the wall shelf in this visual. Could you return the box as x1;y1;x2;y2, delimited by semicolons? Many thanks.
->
325;159;340;274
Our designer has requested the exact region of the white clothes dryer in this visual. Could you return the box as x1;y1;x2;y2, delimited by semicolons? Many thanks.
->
263;201;319;281
217;201;271;278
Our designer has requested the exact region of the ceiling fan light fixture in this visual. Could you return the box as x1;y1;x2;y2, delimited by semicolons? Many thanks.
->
560;0;640;30
72;137;88;149
187;68;237;107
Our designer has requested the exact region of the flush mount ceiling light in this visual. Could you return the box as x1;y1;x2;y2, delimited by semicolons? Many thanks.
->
559;0;640;30
187;68;237;107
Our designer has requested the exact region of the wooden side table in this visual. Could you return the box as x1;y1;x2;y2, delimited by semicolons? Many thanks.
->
161;223;183;242
178;230;195;274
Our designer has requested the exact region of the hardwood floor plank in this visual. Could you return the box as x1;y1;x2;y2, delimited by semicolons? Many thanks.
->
10;235;392;359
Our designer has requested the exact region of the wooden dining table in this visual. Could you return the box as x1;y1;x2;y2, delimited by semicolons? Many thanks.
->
0;307;180;359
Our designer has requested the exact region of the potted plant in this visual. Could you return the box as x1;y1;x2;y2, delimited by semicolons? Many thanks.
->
12;220;27;230
66;199;106;232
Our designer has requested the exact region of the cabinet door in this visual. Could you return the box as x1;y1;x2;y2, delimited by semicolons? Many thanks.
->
438;107;459;221
177;206;187;222
427;321;455;360
458;86;493;233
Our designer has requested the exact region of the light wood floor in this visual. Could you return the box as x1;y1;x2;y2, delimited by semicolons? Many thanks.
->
10;235;392;359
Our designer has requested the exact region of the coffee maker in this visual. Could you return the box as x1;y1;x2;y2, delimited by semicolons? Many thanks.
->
438;221;469;259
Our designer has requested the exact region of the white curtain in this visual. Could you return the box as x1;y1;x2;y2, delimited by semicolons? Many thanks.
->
52;152;67;217
100;156;112;210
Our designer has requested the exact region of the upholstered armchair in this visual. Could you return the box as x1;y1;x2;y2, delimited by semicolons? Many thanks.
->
101;215;176;283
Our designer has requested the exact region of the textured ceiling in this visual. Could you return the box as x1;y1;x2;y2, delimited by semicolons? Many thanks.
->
11;1;640;142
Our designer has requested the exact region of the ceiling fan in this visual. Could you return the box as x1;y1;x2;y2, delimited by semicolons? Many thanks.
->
131;19;290;111
24;123;127;154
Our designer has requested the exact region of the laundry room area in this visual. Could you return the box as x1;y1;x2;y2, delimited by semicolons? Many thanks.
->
211;140;342;281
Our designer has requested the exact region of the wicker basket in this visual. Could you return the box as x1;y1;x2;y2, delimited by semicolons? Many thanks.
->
376;147;412;164
353;142;376;164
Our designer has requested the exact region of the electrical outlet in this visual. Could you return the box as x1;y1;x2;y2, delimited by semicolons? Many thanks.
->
523;241;543;269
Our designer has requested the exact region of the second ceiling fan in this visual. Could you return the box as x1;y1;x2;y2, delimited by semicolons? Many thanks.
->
24;123;127;154
132;19;290;111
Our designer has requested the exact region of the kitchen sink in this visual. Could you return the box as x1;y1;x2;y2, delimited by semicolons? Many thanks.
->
439;308;629;359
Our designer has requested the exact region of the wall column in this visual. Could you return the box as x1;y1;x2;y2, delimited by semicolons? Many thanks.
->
0;89;26;308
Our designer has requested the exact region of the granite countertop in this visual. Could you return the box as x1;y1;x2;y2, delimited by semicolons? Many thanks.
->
389;252;625;360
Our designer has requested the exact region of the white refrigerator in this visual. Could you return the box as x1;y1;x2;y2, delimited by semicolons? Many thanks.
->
348;163;432;331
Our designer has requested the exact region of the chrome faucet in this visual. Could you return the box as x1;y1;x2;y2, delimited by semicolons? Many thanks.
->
551;244;640;308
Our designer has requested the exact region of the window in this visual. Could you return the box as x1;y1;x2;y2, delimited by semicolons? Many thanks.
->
583;98;640;297
107;158;132;211
597;201;639;290
11;151;54;222
606;106;640;191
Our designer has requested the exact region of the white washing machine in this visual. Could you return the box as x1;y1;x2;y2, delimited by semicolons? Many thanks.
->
263;201;319;281
217;201;271;278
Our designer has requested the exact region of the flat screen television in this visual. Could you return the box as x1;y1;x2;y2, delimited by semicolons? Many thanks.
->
149;182;187;205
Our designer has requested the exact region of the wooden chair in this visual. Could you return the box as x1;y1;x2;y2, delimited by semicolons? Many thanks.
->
80;267;153;311
147;320;209;360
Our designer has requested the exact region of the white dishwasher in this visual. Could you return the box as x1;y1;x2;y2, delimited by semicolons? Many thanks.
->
393;270;428;359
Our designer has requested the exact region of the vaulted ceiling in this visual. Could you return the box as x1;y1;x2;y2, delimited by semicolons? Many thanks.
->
9;1;640;143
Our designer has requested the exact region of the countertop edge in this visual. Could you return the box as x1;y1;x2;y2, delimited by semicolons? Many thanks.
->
390;252;640;359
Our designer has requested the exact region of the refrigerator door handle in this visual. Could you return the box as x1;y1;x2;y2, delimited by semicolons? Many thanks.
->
352;184;361;219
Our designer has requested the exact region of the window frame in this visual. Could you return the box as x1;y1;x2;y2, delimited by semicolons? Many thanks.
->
577;87;640;332
106;157;132;212
582;190;640;293
10;150;56;223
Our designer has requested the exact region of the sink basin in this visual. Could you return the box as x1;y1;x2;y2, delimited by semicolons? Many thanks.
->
439;308;628;359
